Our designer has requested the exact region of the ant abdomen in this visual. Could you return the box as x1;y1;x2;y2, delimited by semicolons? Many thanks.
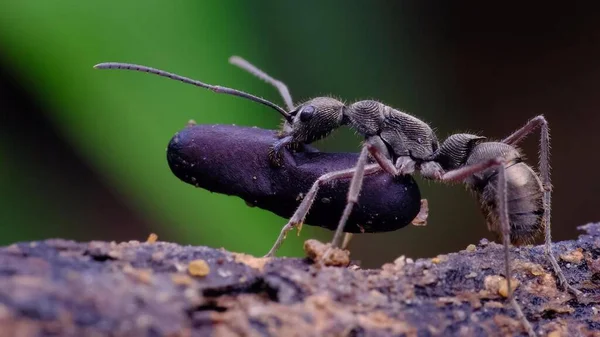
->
465;142;545;245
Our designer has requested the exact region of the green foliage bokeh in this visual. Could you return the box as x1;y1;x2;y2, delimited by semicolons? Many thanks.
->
5;1;521;266
0;1;291;254
0;1;440;258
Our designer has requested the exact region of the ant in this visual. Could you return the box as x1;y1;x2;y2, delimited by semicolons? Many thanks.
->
94;56;580;336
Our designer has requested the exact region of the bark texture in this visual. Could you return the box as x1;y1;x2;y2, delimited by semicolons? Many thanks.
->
1;224;600;337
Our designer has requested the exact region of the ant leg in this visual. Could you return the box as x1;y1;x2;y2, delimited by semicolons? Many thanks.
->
264;147;381;257
268;136;294;166
365;140;398;176
501;115;546;146
330;146;371;248
439;158;503;182
366;138;419;176
329;137;425;250
229;56;294;111
532;118;581;296
441;160;536;336
503;116;581;297
330;136;416;248
367;141;431;226
497;164;537;337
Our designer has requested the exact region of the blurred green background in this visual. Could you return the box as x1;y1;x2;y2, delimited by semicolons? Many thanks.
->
1;1;599;267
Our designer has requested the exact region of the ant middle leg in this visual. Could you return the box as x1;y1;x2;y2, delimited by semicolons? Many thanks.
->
440;158;536;337
502;116;581;297
329;137;418;248
264;146;381;257
327;138;432;251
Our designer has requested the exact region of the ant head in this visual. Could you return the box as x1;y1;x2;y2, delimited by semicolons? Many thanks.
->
283;97;345;144
434;133;486;170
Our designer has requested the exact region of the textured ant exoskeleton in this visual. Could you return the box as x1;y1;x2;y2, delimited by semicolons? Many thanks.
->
225;57;442;256
368;120;583;336
94;57;579;336
94;57;440;254
220;58;582;336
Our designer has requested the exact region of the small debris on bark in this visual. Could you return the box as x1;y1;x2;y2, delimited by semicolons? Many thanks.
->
303;239;351;267
483;275;519;298
560;249;584;265
146;233;158;244
1;223;600;337
188;259;211;277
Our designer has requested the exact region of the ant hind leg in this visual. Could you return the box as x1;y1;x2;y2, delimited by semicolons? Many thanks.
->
440;159;536;336
497;164;537;337
503;116;581;297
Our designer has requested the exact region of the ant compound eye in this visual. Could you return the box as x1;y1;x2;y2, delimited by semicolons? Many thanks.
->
299;105;315;122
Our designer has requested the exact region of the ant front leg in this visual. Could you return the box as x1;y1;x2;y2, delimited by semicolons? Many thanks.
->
327;145;374;248
502;116;581;297
264;146;381;257
440;158;536;337
268;136;294;166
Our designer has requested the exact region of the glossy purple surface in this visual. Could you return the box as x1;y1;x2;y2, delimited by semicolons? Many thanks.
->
166;124;421;233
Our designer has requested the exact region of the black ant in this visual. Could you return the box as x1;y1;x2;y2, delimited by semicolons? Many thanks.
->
94;57;581;336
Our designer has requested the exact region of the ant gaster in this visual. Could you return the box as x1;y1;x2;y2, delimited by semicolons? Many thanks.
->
94;57;580;336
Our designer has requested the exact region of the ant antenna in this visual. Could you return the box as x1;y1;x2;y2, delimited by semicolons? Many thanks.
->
93;62;292;122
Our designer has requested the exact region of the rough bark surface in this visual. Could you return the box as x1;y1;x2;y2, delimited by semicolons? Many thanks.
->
1;224;600;337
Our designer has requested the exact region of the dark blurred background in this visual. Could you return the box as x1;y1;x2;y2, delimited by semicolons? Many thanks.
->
1;1;598;267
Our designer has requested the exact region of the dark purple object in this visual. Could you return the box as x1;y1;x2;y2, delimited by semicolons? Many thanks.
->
166;124;421;233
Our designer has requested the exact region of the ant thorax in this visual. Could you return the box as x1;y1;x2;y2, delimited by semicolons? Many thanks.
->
345;100;439;161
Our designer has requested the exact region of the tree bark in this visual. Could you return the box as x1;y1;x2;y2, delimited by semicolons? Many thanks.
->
1;224;599;337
